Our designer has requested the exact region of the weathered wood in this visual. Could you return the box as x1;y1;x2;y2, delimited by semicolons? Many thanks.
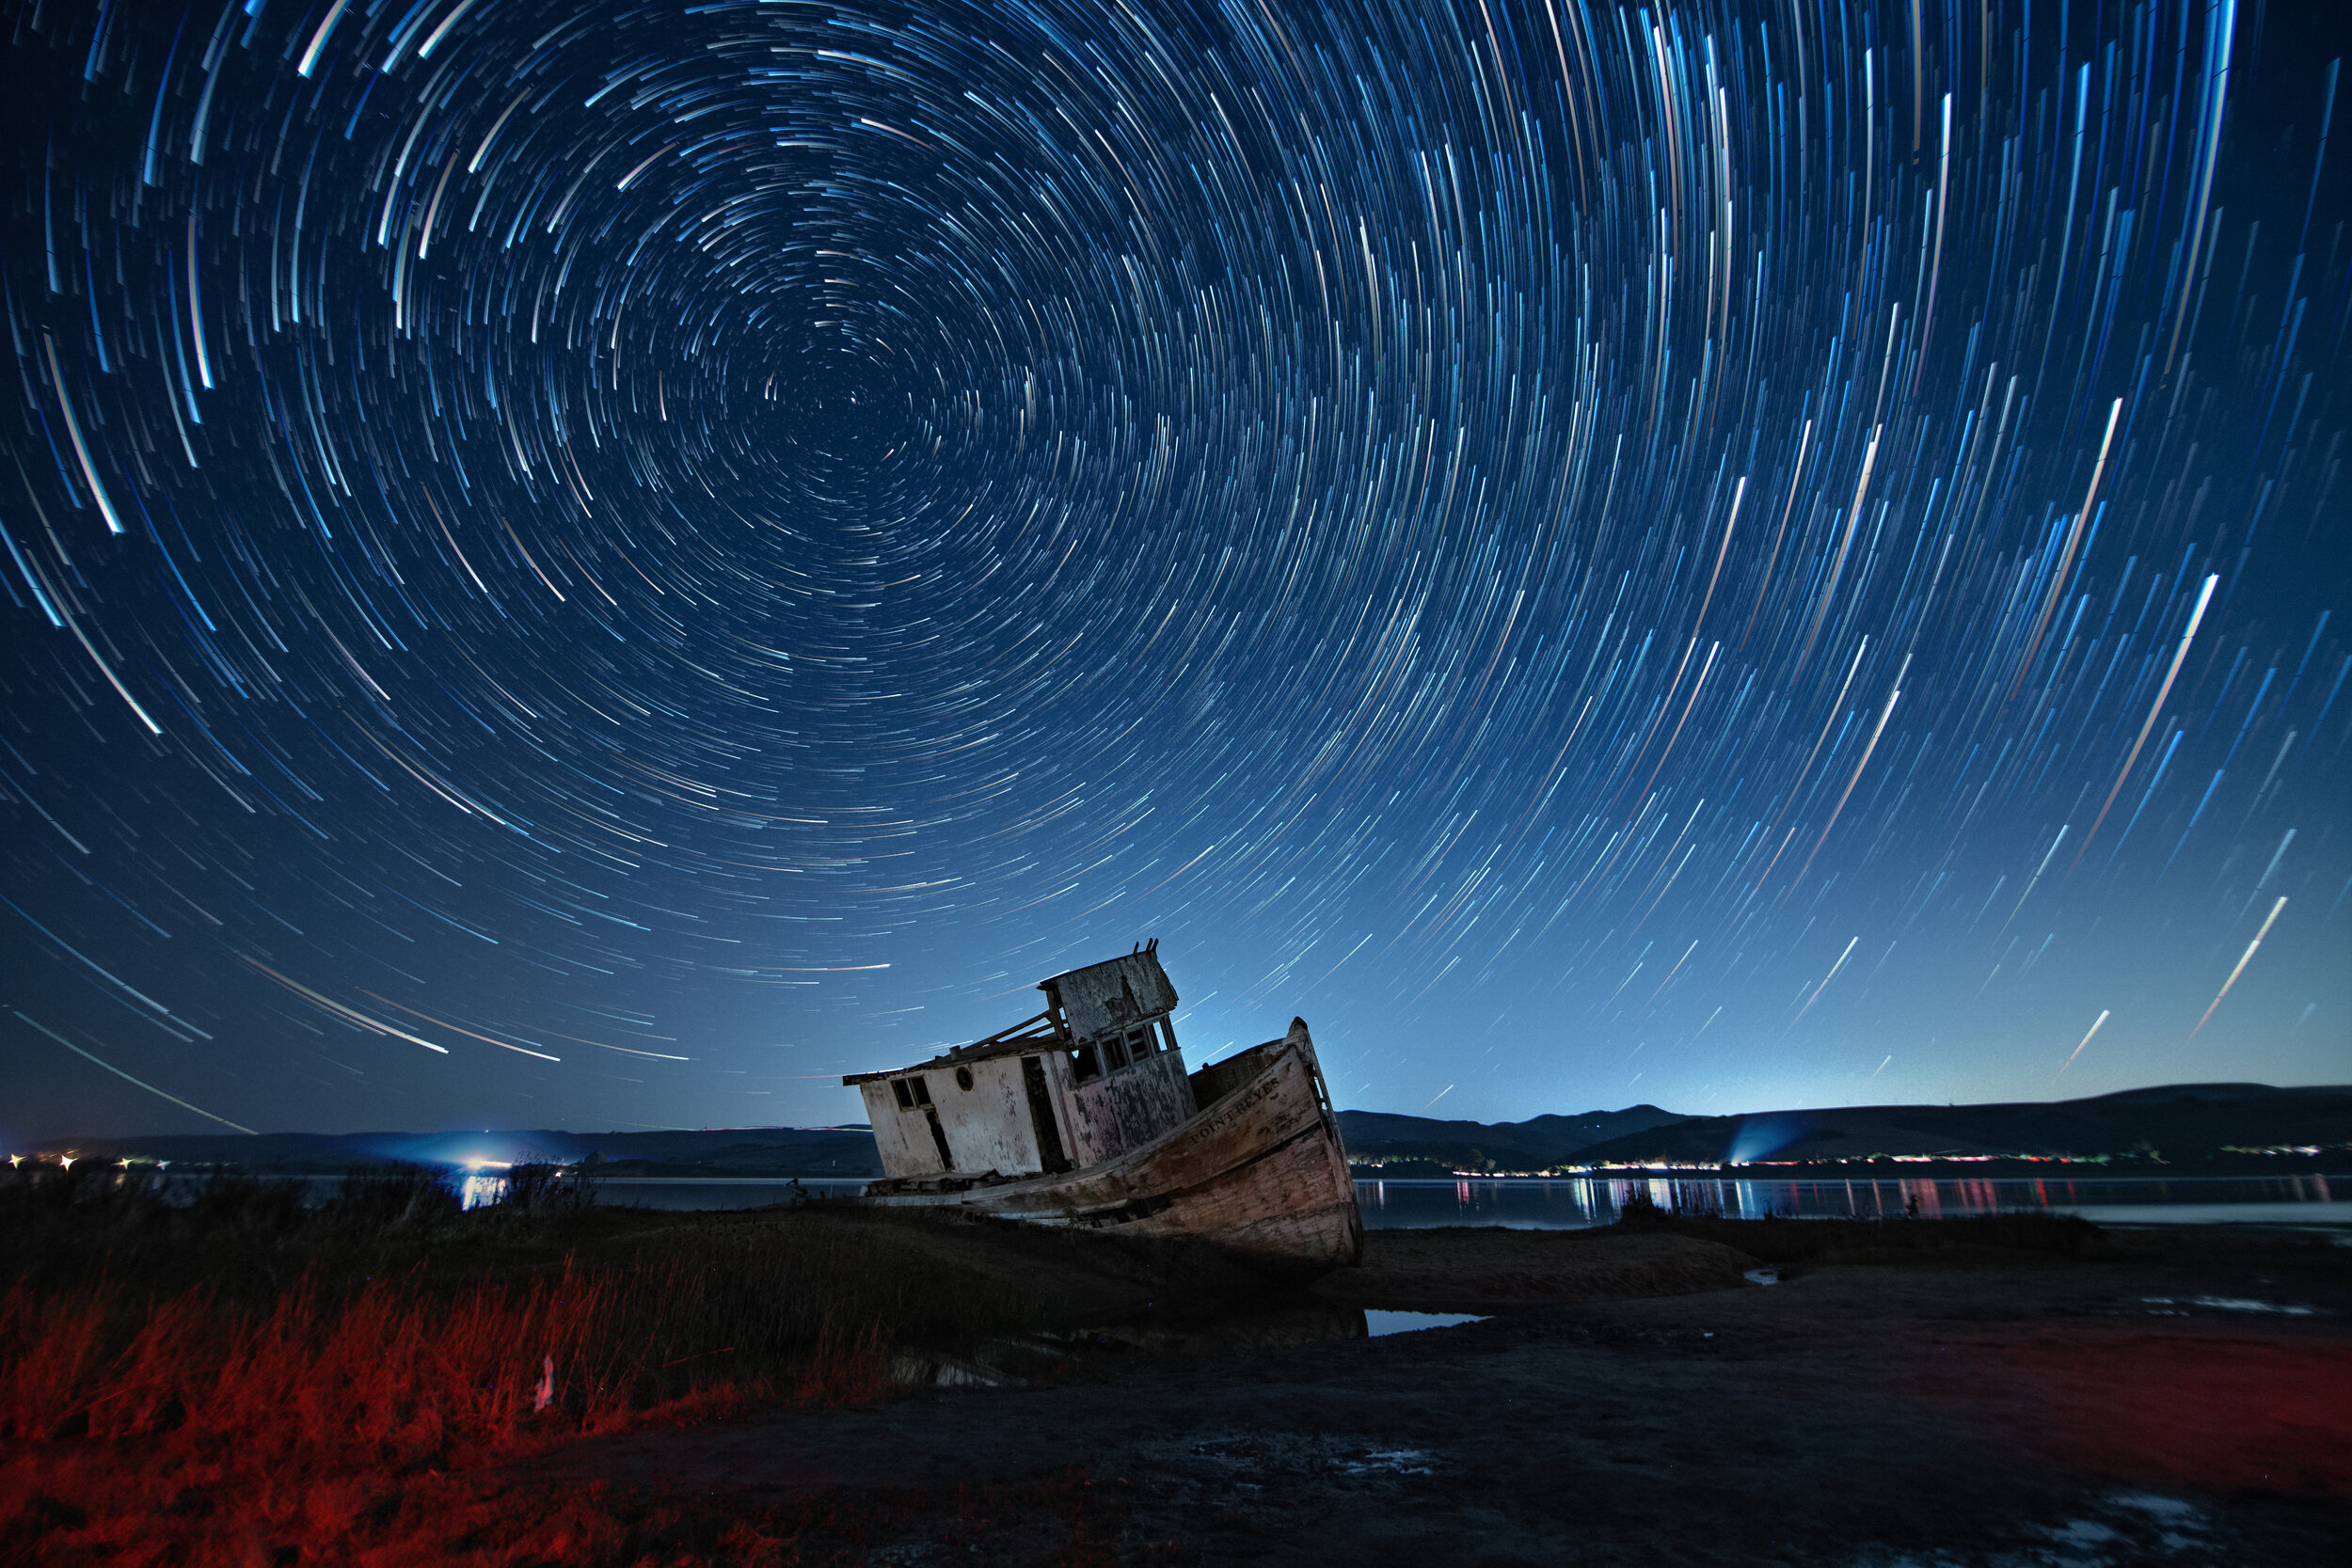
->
841;1011;1056;1085
1064;1047;1193;1167
853;1049;1074;1180
849;949;1359;1273
962;1010;1057;1049
850;949;1200;1181
864;1016;1363;1275
1041;946;1179;1040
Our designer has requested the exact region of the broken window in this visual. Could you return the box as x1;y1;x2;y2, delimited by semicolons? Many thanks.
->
1082;1026;1158;1079
892;1079;914;1110
910;1076;932;1105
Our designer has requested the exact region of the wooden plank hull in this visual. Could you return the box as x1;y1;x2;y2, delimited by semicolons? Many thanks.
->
862;1021;1363;1275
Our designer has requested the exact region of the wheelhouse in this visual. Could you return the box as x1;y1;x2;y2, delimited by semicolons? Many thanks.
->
844;942;1198;1180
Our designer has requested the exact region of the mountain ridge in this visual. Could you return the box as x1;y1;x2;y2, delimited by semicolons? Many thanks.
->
1341;1083;2352;1171
26;1082;2350;1176
20;1125;884;1177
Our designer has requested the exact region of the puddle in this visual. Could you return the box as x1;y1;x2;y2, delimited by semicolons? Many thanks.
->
1743;1266;1780;1286
889;1351;1025;1387
1338;1445;1437;1475
2138;1295;2317;1316
1362;1309;1486;1337
1174;1431;1438;1479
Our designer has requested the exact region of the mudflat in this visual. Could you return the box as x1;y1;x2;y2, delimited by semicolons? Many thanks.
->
517;1219;2352;1566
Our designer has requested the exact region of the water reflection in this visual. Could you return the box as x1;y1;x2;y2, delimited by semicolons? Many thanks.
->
1363;1309;1487;1336
27;1164;2344;1227
456;1169;505;1211
1352;1172;2343;1229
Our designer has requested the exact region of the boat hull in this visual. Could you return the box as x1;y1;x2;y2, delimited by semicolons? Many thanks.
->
862;1021;1362;1274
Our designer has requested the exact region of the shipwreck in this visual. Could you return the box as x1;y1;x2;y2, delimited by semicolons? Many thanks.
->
844;942;1362;1273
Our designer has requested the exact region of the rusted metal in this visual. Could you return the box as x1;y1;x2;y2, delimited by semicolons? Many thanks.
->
843;948;1362;1274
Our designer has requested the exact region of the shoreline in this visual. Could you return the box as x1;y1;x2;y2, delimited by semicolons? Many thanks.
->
516;1218;2352;1566
6;1182;2348;1563
21;1161;2346;1187
1353;1159;2352;1180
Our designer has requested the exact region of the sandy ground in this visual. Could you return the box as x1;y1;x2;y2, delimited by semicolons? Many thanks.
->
517;1224;2352;1566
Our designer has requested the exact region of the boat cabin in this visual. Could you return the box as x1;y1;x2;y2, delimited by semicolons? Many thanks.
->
844;943;1200;1181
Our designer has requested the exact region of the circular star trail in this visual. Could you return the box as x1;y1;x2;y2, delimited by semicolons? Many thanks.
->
2;0;2345;1136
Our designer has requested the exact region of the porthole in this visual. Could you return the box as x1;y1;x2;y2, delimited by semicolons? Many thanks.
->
955;1066;975;1091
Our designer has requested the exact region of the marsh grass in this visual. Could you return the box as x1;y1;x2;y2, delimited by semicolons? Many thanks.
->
0;1162;1193;1564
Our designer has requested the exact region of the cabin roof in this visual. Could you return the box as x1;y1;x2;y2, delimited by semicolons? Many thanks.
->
842;943;1175;1085
840;1011;1062;1085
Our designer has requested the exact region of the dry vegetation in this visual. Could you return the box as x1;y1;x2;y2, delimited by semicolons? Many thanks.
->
0;1163;1242;1565
2;1170;2197;1564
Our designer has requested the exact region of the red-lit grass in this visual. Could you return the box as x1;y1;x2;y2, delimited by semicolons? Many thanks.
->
0;1165;1252;1561
0;1256;904;1564
1;1261;890;1453
0;1259;1185;1565
0;1165;1122;1563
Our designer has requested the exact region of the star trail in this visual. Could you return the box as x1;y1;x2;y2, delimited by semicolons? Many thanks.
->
2;0;2345;1138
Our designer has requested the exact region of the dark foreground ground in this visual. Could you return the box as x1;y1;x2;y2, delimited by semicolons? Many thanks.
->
4;1182;2345;1565
515;1220;2352;1568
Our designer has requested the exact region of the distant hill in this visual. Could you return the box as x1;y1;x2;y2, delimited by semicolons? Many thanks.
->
35;1082;2350;1179
25;1126;884;1177
1337;1084;2352;1172
1570;1083;2352;1168
1334;1105;1685;1171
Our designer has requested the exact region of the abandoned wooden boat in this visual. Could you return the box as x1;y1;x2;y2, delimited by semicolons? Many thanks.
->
843;943;1362;1274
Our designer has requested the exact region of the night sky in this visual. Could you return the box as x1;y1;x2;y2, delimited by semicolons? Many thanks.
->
2;0;2345;1146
